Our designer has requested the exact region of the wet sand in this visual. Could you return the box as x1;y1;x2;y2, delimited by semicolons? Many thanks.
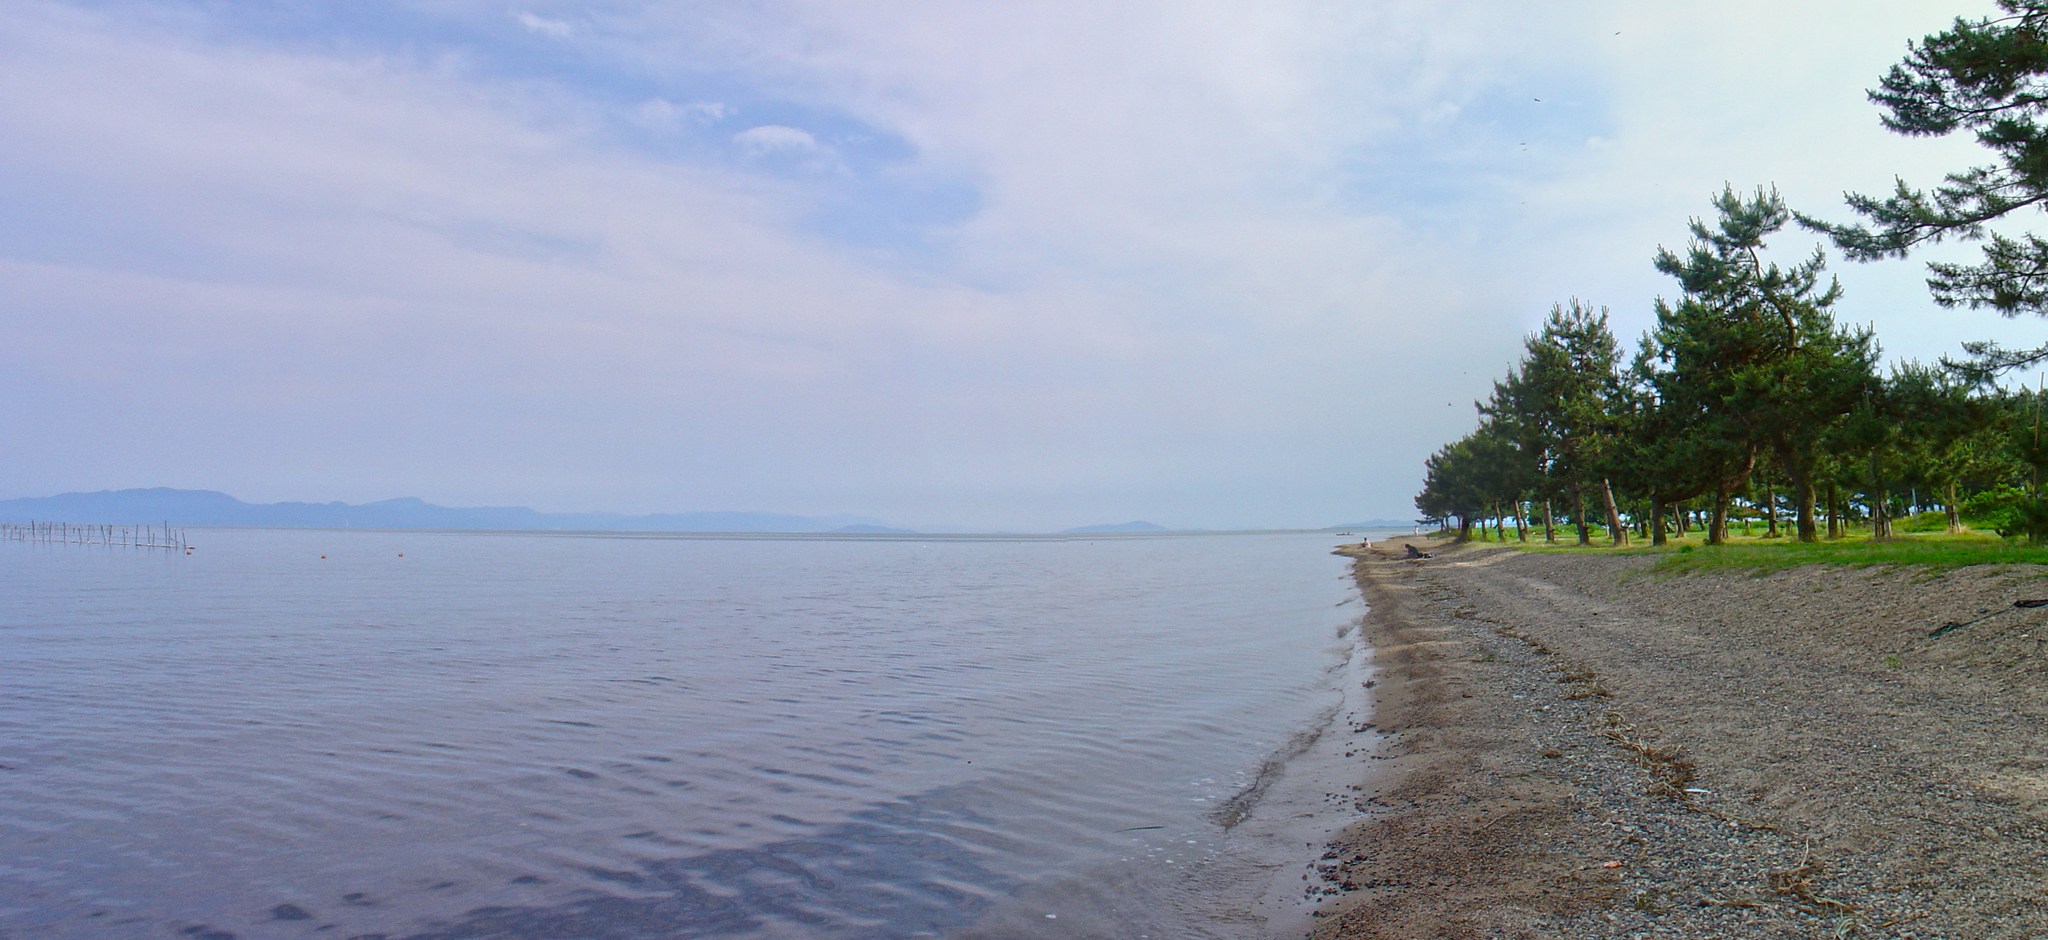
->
1312;539;2048;939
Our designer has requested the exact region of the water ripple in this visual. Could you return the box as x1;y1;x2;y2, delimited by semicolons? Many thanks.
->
0;529;1356;938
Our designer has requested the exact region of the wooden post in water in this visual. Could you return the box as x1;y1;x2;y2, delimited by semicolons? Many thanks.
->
2;519;188;551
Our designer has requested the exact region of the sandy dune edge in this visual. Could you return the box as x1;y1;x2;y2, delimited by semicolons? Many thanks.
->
1311;540;2048;939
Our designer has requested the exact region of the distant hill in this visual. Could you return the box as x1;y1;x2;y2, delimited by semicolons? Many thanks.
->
832;524;917;534
1061;520;1171;534
0;488;896;533
1328;519;1417;529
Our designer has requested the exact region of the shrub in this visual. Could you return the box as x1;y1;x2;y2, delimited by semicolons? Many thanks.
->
1899;510;1951;533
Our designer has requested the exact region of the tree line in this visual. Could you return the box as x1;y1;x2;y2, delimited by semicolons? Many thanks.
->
1416;3;2048;546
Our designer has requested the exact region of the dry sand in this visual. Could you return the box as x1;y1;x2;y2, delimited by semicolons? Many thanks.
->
1309;538;2048;939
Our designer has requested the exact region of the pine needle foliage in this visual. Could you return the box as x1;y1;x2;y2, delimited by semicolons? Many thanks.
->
1799;1;2048;370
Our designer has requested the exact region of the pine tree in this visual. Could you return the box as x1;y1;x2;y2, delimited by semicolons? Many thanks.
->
1484;301;1626;545
1414;434;1488;539
1800;2;2048;370
1643;186;1872;543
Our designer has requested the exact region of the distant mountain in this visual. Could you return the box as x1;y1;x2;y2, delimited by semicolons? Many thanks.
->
1061;520;1171;534
1328;519;1416;529
0;488;896;533
832;524;917;534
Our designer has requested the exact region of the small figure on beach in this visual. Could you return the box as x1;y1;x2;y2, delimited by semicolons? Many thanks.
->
1404;543;1432;559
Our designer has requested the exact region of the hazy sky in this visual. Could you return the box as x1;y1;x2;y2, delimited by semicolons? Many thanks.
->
2;0;2032;530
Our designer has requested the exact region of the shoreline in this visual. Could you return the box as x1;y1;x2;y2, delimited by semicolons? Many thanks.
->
1310;538;2048;938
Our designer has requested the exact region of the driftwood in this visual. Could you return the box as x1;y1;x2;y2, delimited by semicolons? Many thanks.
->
1926;598;2048;638
1929;609;2001;639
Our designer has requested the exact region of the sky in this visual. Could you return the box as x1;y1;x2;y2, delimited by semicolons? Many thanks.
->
0;0;2035;530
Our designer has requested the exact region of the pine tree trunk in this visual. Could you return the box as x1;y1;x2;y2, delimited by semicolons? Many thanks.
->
1777;443;1820;543
1794;477;1818;543
1870;451;1892;540
1514;501;1528;542
1602;478;1627;546
1945;481;1963;534
1543;499;1555;543
1573;483;1591;546
1827;482;1840;539
1675;503;1689;537
1650;499;1667;545
1764;480;1779;538
1709;485;1733;545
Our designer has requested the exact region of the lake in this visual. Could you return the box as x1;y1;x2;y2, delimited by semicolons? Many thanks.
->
0;528;1369;939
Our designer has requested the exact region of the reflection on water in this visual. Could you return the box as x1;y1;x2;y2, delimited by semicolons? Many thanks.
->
384;785;1009;940
0;529;1357;939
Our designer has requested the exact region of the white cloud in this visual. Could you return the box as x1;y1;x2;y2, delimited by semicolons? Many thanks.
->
512;10;572;39
0;0;2031;528
632;98;728;132
732;124;819;153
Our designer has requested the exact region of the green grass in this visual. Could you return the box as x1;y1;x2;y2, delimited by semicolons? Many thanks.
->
1504;528;2048;575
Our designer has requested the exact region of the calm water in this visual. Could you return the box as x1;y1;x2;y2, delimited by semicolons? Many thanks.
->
0;529;1367;939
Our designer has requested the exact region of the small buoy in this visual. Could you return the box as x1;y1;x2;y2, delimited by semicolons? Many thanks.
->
321;555;326;559
398;553;403;557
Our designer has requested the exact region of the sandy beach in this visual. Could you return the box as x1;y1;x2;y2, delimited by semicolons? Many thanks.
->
1311;539;2048;939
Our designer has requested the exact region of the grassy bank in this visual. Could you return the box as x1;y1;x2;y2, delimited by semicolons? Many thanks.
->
1443;525;2048;575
